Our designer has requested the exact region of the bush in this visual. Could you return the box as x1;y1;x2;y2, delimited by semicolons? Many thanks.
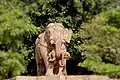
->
77;9;120;77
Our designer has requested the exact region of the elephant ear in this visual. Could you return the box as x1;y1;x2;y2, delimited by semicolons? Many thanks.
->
46;23;54;29
64;28;72;43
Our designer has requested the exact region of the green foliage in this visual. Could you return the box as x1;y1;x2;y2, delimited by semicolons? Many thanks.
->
27;0;116;31
0;0;39;79
77;9;120;77
79;59;120;77
0;51;26;79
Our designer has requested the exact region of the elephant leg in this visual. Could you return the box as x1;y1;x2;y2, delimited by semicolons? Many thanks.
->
38;44;54;76
36;58;45;76
58;63;67;76
58;60;64;75
45;62;54;75
62;64;67;76
62;59;67;76
36;44;45;76
36;54;40;76
58;66;64;75
53;61;59;75
58;59;67;76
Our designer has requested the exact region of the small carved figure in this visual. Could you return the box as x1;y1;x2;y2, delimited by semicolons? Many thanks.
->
35;23;72;76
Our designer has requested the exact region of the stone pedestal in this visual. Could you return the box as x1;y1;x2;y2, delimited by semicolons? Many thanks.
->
7;76;45;80
7;75;110;80
7;76;66;80
46;75;66;80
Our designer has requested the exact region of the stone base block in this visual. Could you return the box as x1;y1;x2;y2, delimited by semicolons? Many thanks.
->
7;76;45;80
7;75;110;80
67;75;88;80
88;75;109;80
67;75;109;80
7;76;66;80
46;75;65;80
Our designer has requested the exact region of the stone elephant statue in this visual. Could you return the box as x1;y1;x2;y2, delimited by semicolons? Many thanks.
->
35;23;72;76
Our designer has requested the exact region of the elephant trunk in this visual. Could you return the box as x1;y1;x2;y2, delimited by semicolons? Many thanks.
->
55;39;67;59
54;40;62;58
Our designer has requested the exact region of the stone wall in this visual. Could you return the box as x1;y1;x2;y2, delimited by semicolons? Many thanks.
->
7;75;119;80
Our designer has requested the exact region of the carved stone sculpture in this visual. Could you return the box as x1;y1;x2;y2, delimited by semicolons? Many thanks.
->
35;23;72;76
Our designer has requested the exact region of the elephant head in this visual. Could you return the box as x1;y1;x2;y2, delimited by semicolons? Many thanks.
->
44;23;72;45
